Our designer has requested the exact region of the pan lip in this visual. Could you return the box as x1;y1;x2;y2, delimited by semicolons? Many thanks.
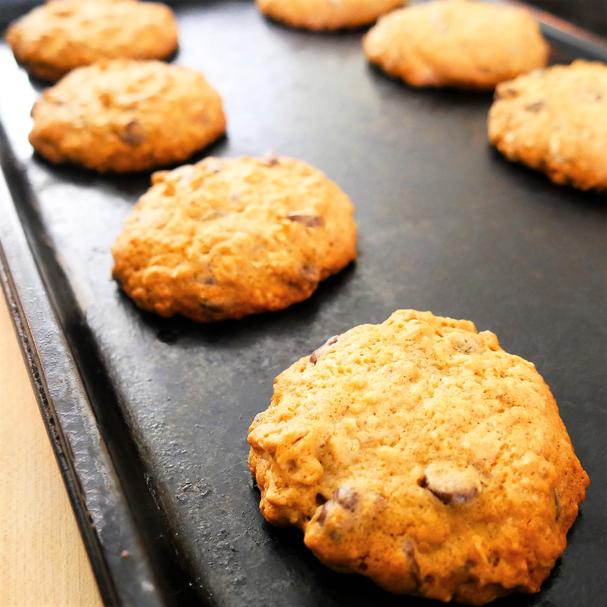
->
0;131;190;606
497;0;607;61
0;169;124;605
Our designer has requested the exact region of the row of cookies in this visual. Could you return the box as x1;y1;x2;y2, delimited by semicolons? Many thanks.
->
7;0;180;81
361;1;607;191
6;0;358;317
8;0;607;189
262;0;606;191
4;1;591;604
4;2;359;321
336;0;604;192
7;0;227;172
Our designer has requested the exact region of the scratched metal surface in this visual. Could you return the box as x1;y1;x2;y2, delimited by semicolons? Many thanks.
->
0;1;605;605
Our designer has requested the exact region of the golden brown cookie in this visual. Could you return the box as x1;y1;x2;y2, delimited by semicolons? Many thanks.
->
256;0;405;31
112;156;357;321
29;60;226;173
6;0;178;81
488;60;607;191
248;309;588;605
363;0;549;89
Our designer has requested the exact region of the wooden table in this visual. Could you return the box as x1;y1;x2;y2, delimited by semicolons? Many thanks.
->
0;290;102;607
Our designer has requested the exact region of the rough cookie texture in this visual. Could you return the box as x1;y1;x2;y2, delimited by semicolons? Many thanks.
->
256;0;405;31
363;0;549;89
112;156;357;321
488;60;607;191
29;60;226;173
248;310;588;604
6;0;178;82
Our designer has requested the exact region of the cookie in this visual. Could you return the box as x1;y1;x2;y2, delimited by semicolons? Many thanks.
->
112;156;357;321
363;0;549;89
256;0;405;31
488;60;607;191
248;310;588;604
29;60;226;173
6;0;178;81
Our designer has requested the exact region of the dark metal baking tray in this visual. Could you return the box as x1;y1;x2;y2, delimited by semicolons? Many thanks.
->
0;2;605;606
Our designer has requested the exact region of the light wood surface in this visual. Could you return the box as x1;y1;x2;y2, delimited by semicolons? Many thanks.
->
0;289;102;607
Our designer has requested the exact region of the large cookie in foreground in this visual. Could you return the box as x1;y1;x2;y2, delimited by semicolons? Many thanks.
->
6;0;178;82
29;60;226;173
488;60;607;192
248;310;588;605
363;0;548;89
112;156;357;322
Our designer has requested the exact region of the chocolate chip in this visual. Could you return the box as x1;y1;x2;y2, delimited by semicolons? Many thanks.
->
333;486;358;512
554;490;561;521
488;551;500;567
315;493;327;506
309;335;339;364
286;459;297;473
317;502;330;524
497;86;519;100
261;152;279;166
403;539;420;585
300;265;318;282
420;463;480;505
120;120;145;145
198;276;216;286
287;213;324;228
200;301;223;314
525;101;545;113
420;475;478;504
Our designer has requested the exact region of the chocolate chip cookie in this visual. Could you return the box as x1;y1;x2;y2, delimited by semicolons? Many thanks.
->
488;60;607;191
112;156;357;321
256;0;405;31
248;310;588;604
6;0;178;82
363;0;549;89
29;60;226;173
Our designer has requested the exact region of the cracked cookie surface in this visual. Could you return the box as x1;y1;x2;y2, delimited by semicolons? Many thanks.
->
29;60;226;173
6;0;178;81
248;309;588;604
363;0;548;89
256;0;405;31
112;156;357;321
488;60;607;191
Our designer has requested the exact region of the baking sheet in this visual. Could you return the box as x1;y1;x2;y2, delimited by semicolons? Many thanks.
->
0;2;606;605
